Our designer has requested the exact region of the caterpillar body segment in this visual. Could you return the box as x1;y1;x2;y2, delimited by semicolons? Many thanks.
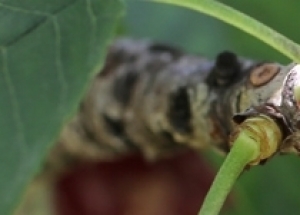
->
46;39;291;172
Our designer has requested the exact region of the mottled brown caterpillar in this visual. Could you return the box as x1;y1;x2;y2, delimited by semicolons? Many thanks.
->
45;38;296;173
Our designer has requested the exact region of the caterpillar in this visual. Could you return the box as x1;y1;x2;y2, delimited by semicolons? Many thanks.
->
45;38;299;174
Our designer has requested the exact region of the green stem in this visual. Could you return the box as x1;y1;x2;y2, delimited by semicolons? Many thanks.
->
198;131;259;215
148;0;300;62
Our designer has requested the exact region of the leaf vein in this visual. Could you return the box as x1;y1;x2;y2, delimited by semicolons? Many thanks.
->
0;0;79;47
86;0;97;62
0;2;49;16
53;17;68;112
0;48;28;160
1;16;48;47
86;0;97;27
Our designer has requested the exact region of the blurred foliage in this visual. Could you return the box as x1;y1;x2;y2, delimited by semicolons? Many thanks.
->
123;0;300;214
0;1;122;214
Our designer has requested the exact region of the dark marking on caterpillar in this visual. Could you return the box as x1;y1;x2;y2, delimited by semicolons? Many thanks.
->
103;115;125;136
206;51;241;87
103;115;138;150
167;87;192;133
98;52;121;77
99;46;138;77
113;70;139;106
160;130;176;144
235;91;242;113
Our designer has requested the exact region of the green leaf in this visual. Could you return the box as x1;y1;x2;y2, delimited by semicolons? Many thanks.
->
0;0;123;214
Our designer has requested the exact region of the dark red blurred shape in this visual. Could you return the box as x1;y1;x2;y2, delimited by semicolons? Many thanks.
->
55;151;216;215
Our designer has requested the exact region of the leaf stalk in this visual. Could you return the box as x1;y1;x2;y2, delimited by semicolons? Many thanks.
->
149;0;300;62
199;115;282;215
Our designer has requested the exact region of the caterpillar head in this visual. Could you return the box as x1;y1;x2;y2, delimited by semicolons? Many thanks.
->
234;63;300;156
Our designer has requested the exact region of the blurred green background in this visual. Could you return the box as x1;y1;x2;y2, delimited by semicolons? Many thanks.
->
122;0;300;214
